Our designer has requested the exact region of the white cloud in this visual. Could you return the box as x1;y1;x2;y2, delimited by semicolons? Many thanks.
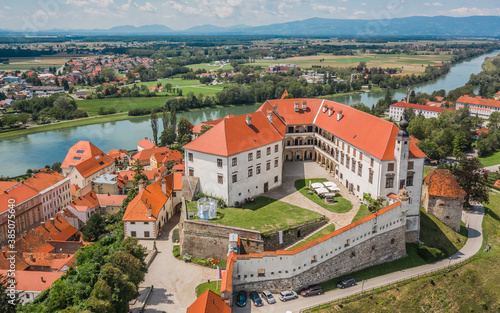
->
424;2;442;7
361;2;366;5
66;0;89;6
121;0;132;10
4;6;11;10
137;1;157;12
354;10;366;16
89;0;114;7
312;4;346;14
447;7;500;16
337;0;348;2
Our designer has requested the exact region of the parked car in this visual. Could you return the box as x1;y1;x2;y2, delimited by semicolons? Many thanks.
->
301;285;324;297
236;290;247;307
249;291;263;306
261;290;276;304
337;278;356;289
278;290;298;301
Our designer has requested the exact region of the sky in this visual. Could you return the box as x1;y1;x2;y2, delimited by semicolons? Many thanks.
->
1;0;500;31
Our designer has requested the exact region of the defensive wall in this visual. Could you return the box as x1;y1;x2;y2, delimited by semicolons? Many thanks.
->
221;198;409;305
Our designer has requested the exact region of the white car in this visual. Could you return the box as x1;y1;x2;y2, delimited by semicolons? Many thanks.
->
278;290;297;301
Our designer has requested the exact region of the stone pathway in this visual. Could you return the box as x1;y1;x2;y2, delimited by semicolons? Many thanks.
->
264;161;362;230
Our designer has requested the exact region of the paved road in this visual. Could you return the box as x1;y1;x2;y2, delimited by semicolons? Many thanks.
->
233;204;485;313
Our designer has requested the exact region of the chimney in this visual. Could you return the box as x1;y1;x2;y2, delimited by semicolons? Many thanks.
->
302;100;307;111
41;276;45;283
138;179;144;192
328;107;334;117
267;110;273;124
154;174;160;182
41;222;47;231
322;105;328;113
245;115;252;126
294;101;299;112
337;110;343;121
148;204;152;218
161;178;167;195
29;254;34;262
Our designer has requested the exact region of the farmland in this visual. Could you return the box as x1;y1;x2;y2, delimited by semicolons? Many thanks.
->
0;56;70;71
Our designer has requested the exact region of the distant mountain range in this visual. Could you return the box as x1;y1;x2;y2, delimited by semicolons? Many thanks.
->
2;16;499;37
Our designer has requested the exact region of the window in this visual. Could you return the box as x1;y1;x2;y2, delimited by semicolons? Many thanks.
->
189;168;194;176
256;150;261;159
248;168;253;177
346;156;350;169
274;158;279;168
408;161;414;170
232;157;237;166
232;174;237;183
371;158;374;167
340;153;344;165
388;163;395;171
256;165;261;174
386;177;394;188
267;147;271;155
144;231;150;238
217;158;223;168
274;176;278;183
144;222;149;225
131;231;136;237
248;153;253;161
275;144;279;153
406;175;413;186
369;169;373;184
352;159;356;172
266;161;271;171
258;269;265;277
347;146;350;153
218;174;223;184
358;164;363;176
188;153;193;162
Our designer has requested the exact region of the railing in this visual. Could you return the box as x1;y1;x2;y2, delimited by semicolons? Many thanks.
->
299;256;476;312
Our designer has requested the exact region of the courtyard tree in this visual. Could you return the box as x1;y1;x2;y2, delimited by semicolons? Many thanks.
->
82;213;107;242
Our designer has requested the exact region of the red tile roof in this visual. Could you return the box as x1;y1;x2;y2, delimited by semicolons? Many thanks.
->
73;152;114;178
137;138;157;150
184;111;285;156
475;127;489;135
122;173;175;222
173;172;182;191
0;270;63;291
424;169;466;198
391;101;447;113
192;115;236;134
119;166;168;181
187;290;231;313
457;95;500;109
132;147;171;162
61;141;106;168
68;191;100;213
108;148;130;161
23;170;67;192
0;182;39;214
96;194;127;207
258;98;322;125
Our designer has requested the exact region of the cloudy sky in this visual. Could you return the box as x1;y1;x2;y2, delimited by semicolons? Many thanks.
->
2;0;500;31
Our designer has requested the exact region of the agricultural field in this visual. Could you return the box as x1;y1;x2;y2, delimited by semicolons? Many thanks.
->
244;53;454;74
185;63;233;71
0;56;70;71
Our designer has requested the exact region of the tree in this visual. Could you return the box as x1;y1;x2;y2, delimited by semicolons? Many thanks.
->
177;117;193;139
200;123;213;134
451;156;489;207
82;213;106;242
160;125;176;146
402;107;416;123
0;274;19;313
51;161;62;173
109;251;146;286
162;109;169;130
488;111;500;130
150;112;158;145
170;104;177;127
131;160;147;186
99;263;137;313
101;67;116;82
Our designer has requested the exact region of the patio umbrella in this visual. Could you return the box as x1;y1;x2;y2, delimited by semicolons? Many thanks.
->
315;187;329;195
328;187;341;192
324;181;337;188
311;182;325;189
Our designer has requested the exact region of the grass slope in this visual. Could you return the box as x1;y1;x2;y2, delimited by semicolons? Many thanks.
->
186;196;323;235
295;179;353;213
351;205;370;223
479;150;500;167
309;193;500;312
195;281;221;297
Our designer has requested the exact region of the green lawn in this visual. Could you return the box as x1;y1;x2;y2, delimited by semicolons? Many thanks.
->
186;196;324;235
195;281;221;297
295;179;353;213
351;205;370;223
423;166;435;177
288;224;336;250
479;150;500;167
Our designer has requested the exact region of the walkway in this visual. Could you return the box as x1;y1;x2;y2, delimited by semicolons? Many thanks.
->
233;203;485;313
130;214;217;313
264;161;362;230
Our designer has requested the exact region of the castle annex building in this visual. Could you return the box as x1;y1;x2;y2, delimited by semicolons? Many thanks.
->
184;98;426;242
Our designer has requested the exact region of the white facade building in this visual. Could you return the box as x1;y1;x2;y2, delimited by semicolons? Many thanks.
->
456;95;500;119
389;101;447;121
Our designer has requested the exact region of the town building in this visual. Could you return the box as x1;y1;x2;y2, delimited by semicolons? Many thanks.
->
187;290;231;313
66;191;100;224
150;150;183;169
122;173;182;239
422;169;466;232
0;270;64;304
131;147;173;167
23;169;72;222
0;182;43;247
191;115;235;139
61;141;115;181
108;148;130;166
137;137;157;151
96;194;127;216
92;173;127;195
389;101;450;120
185;98;426;242
266;64;300;73
455;95;500;119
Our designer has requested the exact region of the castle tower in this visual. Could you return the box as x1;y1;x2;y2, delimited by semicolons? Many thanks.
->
394;117;420;242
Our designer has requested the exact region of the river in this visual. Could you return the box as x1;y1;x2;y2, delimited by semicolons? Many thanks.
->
1;50;499;177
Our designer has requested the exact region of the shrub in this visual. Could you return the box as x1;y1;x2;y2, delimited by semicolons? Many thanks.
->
183;254;192;262
172;245;180;258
